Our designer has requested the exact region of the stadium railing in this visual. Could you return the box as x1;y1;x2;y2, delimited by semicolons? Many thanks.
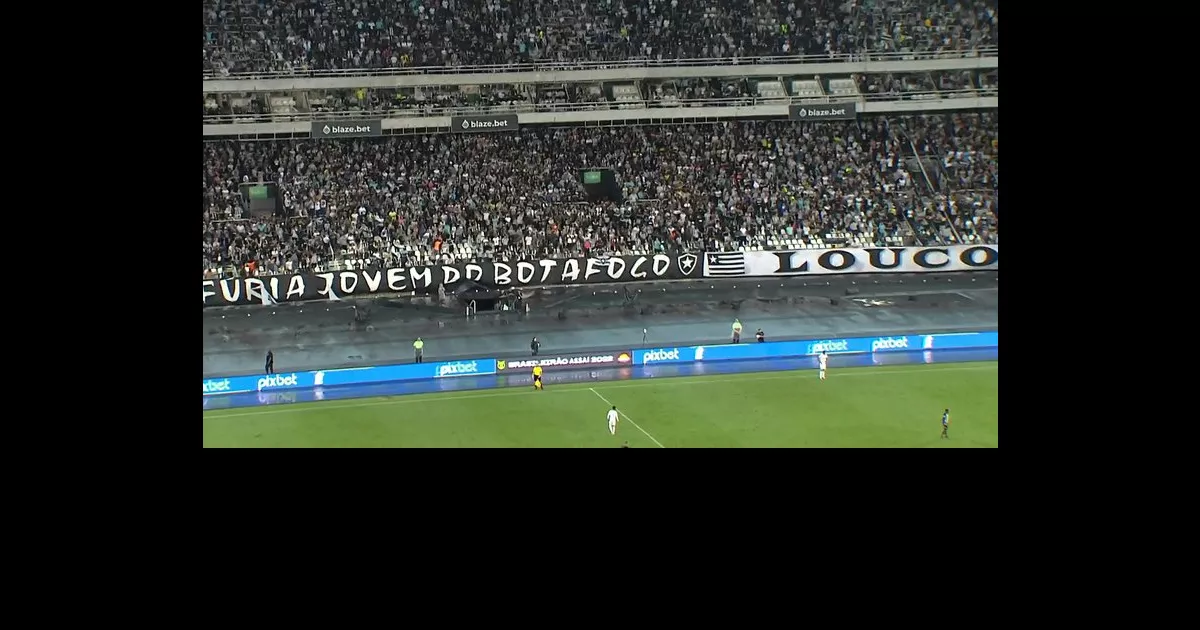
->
202;48;999;80
201;90;991;123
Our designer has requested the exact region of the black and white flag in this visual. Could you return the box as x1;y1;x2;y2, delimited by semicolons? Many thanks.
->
705;252;746;277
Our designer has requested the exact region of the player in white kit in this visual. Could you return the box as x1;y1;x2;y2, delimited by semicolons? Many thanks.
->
607;406;620;435
818;351;828;380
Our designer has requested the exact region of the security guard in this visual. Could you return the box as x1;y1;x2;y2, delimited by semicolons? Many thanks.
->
732;319;743;343
413;337;424;363
265;349;275;374
755;328;765;343
530;337;541;356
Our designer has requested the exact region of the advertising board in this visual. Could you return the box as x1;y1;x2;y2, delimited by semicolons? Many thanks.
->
788;102;858;120
202;359;499;396
634;331;998;365
310;119;383;138
497;352;632;371
704;245;997;277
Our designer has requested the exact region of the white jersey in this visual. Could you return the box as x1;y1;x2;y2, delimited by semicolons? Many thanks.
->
607;410;619;424
818;354;828;369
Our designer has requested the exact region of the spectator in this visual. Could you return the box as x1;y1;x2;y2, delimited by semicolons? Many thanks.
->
203;114;998;278
203;0;998;75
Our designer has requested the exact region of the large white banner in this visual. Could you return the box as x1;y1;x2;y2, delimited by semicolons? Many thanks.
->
703;244;997;278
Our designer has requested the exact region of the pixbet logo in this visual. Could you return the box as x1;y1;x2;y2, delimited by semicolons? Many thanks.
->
871;337;910;352
257;391;298;405
808;340;849;354
642;349;682;364
437;361;480;377
257;373;299;391
203;379;232;394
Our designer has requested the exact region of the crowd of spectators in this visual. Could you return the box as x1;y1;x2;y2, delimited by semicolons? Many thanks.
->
900;111;997;244
204;68;999;121
202;0;999;75
204;79;771;121
857;71;993;98
202;114;998;278
650;78;752;105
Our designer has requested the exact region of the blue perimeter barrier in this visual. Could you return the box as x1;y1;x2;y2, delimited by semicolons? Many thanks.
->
205;348;999;411
203;359;498;396
634;331;997;366
202;330;996;398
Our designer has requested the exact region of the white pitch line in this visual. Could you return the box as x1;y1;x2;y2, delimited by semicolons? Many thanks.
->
204;363;997;420
589;387;666;448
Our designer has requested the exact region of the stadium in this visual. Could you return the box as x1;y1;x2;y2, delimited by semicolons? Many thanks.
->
202;0;999;448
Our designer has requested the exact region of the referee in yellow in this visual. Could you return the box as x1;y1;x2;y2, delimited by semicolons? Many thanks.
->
532;365;544;390
413;337;424;363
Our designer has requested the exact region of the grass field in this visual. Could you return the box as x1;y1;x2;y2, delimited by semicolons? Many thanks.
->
202;361;998;448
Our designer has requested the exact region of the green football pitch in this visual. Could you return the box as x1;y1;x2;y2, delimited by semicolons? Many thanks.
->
202;361;998;448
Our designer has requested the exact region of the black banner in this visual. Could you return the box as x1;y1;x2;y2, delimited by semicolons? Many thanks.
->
789;102;857;121
311;120;383;138
203;253;700;307
451;114;519;133
703;245;997;278
497;352;633;372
